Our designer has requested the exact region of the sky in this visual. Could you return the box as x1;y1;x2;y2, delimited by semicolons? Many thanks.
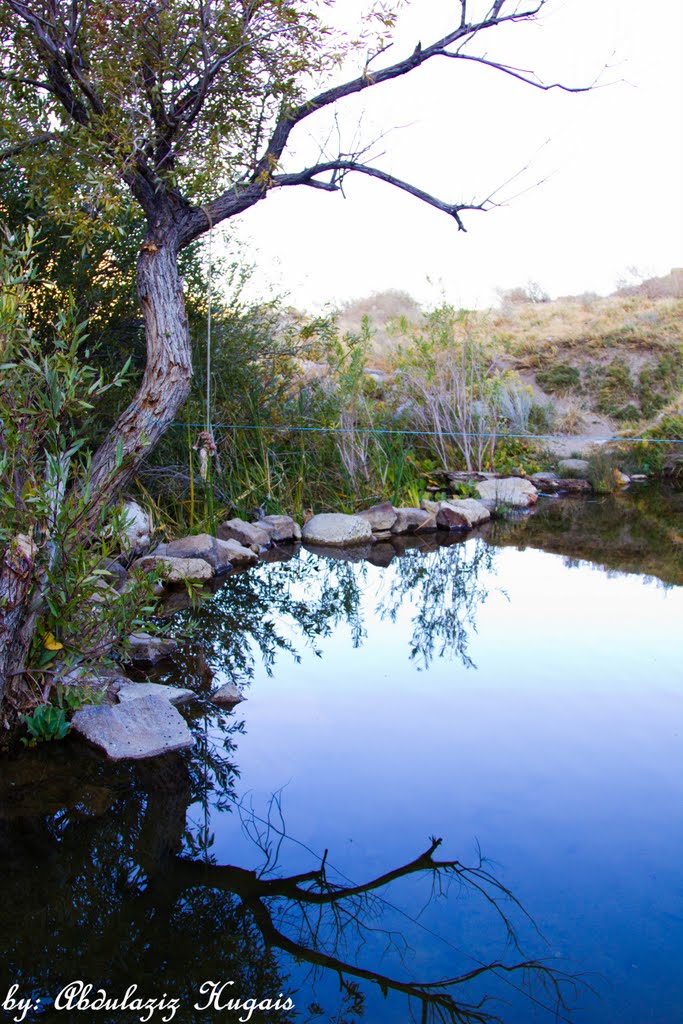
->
220;0;683;312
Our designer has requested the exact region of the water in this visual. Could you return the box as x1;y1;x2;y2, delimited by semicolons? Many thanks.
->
1;489;682;1024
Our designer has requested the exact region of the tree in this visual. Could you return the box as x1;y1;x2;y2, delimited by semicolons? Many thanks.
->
0;1;586;693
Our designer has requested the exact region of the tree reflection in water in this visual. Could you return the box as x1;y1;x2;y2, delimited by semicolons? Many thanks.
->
0;746;578;1024
377;539;495;669
156;536;496;692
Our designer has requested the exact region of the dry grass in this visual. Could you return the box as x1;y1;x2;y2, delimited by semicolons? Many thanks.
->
330;275;683;438
555;396;589;435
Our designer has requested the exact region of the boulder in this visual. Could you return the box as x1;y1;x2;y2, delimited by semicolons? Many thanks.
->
436;506;469;531
133;555;215;583
420;499;441;514
556;478;592;494
356;501;397;532
97;558;129;591
115;682;194;706
391;508;433;534
441;498;490;527
120;500;153;555
216;537;259;567
151;533;256;572
475;477;538;508
302;513;373;546
530;472;561;493
72;694;194;760
257;515;302;542
614;469;630;487
217;518;271;551
558;458;590;477
211;682;245;706
125;632;178;666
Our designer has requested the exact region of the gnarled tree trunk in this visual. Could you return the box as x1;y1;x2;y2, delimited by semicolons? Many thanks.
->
87;222;193;521
0;538;39;713
0;210;195;699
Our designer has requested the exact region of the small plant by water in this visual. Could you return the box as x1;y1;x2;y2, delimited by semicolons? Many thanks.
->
21;704;70;746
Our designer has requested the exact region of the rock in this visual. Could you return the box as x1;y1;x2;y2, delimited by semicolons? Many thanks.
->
257;515;302;542
530;472;561;493
115;682;194;706
436;506;470;530
97;558;129;591
475;477;539;508
391;508;433;534
125;632;178;666
211;682;245;706
442;498;491;527
614;469;630;487
420;499;441;514
558;458;590;477
216;537;260;567
120;500;153;555
133;555;215;583
72;694;193;760
556;478;592;494
217;518;271;551
415;513;439;532
87;580;120;605
356;501;397;532
302;513;373;546
151;533;256;572
630;473;648;482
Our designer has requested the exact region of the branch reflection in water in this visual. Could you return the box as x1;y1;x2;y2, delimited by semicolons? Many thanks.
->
0;746;580;1024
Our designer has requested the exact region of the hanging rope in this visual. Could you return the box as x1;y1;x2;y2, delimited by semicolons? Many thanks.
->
194;206;218;480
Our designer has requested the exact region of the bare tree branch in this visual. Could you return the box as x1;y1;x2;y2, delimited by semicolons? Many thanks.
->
272;160;490;230
434;52;593;93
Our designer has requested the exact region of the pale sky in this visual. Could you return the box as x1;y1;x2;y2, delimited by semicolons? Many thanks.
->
221;0;683;311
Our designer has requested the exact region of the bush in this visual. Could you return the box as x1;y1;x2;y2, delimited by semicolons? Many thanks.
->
0;226;157;715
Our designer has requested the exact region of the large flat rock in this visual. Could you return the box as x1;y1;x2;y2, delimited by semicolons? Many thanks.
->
151;533;256;572
475;477;538;508
72;694;194;760
302;513;373;546
133;554;215;583
441;498;491;527
115;682;195;706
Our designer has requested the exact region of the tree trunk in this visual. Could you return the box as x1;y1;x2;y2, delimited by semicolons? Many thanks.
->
0;538;39;712
86;226;193;522
0;219;194;702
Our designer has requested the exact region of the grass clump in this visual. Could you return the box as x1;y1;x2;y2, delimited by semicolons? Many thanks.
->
536;363;581;393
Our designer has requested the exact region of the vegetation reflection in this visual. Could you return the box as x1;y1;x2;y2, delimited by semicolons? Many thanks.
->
156;537;495;691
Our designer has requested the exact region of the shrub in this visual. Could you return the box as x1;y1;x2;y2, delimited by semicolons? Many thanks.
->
0;225;157;717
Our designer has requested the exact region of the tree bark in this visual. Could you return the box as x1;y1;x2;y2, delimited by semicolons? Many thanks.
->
0;538;39;711
85;221;193;522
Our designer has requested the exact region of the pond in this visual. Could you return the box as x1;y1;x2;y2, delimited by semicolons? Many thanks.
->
1;488;682;1024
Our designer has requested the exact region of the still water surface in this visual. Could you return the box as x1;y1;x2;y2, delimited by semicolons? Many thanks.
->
1;491;682;1023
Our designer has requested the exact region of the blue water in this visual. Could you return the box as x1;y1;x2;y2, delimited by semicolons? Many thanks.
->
185;539;683;1023
2;497;682;1024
